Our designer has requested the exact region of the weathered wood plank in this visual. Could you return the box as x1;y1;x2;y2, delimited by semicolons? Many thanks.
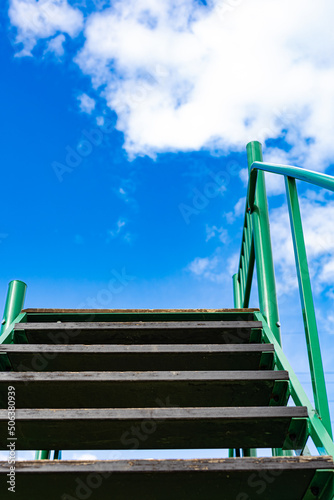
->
23;308;260;313
14;321;263;344
23;310;259;324
15;321;263;329
0;371;289;409
0;344;274;372
0;458;332;500
2;456;332;471
0;407;308;450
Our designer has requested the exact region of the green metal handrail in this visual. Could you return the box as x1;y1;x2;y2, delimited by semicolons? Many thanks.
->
234;141;334;455
249;161;334;210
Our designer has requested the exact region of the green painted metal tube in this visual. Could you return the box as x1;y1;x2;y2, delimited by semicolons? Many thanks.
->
232;274;241;308
241;254;246;301
246;142;281;344
239;268;244;304
1;280;27;336
249;161;334;211
243;237;255;308
243;228;249;266
285;177;332;438
244;227;250;265
35;450;51;460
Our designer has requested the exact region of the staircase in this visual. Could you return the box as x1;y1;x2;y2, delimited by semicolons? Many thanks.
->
1;141;334;498
0;307;333;499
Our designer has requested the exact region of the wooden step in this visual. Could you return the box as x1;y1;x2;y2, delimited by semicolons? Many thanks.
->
13;321;263;344
0;371;289;409
1;457;333;500
0;407;308;451
0;344;274;372
23;308;259;324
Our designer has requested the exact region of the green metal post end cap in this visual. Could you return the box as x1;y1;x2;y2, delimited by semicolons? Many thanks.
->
246;141;263;170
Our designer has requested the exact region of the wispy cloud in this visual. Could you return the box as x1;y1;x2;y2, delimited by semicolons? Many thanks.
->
9;0;83;56
113;177;138;207
77;93;96;114
44;33;65;57
109;218;126;238
187;249;237;283
205;224;228;243
224;196;246;224
108;217;133;243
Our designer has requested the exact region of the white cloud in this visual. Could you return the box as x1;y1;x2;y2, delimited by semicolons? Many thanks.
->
224;196;246;224
96;115;105;126
109;218;126;238
72;0;334;163
188;255;219;276
205;224;228;243
77;93;96;114
45;33;65;56
8;0;334;167
188;250;237;283
9;0;84;56
108;217;133;242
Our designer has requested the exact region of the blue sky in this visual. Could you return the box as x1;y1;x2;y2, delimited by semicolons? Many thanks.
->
1;0;334;459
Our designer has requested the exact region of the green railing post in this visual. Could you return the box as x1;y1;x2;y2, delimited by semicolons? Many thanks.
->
285;176;332;438
246;141;281;345
232;274;241;308
1;280;27;336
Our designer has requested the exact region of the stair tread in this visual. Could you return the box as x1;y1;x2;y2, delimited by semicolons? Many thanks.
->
0;371;289;409
0;369;288;381
0;407;308;450
23;308;261;313
0;344;275;371
0;406;308;418
15;321;263;329
13;321;263;345
3;456;331;471
0;343;274;352
1;457;332;500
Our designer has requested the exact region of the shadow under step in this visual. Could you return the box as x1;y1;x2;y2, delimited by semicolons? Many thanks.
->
13;321;263;344
1;457;333;500
0;407;308;450
0;371;289;409
0;344;275;372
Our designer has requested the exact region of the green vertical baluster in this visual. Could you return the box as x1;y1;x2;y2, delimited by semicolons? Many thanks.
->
233;274;242;308
241;255;246;305
285;176;332;438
